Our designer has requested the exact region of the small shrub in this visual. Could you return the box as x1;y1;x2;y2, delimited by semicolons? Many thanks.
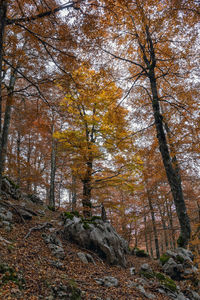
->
134;248;149;257
160;253;170;265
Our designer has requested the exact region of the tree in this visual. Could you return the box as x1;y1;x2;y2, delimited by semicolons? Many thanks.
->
55;65;135;217
0;0;79;195
81;0;200;246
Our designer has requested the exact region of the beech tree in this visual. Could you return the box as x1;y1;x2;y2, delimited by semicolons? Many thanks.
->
80;0;200;246
0;0;80;195
55;65;137;217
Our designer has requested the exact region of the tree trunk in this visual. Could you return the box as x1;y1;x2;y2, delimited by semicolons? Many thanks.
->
146;188;160;259
71;173;77;211
149;230;154;258
0;0;7;133
82;160;93;218
0;67;16;192
49;133;56;210
16;130;21;186
166;200;176;249
157;202;169;250
143;25;191;247
144;214;149;254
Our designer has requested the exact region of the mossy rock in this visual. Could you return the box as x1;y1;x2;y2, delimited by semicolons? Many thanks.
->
140;270;155;279
176;255;184;264
62;211;81;222
155;272;177;292
160;253;170;265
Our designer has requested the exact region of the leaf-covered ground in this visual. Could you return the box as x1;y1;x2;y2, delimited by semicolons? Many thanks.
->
0;199;193;299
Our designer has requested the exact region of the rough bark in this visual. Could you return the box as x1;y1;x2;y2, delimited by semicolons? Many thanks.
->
143;25;191;247
49;132;56;210
0;0;7;133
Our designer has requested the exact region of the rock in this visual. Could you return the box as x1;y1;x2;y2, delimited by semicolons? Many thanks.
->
63;216;128;266
130;266;136;275
137;285;156;299
0;207;13;222
161;248;197;281
2;177;21;200
43;233;65;260
162;258;183;280
51;282;82;299
140;263;152;273
184;289;200;300
176;248;194;261
77;252;89;264
49;260;65;270
85;253;96;264
95;276;119;287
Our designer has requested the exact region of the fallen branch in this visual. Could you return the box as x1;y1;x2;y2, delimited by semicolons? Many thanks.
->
24;222;52;239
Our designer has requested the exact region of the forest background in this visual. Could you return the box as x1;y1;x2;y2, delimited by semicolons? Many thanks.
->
0;0;199;258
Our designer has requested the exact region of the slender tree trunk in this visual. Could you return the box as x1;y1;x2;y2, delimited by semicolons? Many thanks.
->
49;133;56;210
0;1;7;195
0;0;7;133
166;200;176;249
82;160;93;218
71;173;77;211
146;188;160;259
157;202;169;250
26;134;32;193
149;230;154;258
144;214;149;254
16;130;21;186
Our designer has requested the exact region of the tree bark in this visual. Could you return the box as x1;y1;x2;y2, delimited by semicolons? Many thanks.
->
146;187;160;259
144;214;149;254
49;129;56;210
71;173;77;211
0;0;7;133
143;25;191;247
82;160;93;218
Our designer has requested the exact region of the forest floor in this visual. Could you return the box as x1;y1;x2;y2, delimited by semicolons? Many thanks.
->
0;197;195;299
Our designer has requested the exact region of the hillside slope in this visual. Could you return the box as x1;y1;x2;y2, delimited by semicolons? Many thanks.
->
0;186;199;299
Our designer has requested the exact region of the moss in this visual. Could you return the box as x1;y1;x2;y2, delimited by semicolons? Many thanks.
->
140;270;155;279
68;279;82;300
176;255;184;264
83;222;90;230
0;263;25;288
160;253;170;265
155;272;177;292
